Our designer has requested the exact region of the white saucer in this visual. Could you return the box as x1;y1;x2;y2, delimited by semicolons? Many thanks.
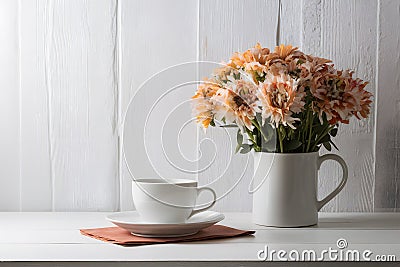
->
106;211;225;237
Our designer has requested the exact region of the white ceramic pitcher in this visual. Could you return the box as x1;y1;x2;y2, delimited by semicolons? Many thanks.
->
252;152;348;227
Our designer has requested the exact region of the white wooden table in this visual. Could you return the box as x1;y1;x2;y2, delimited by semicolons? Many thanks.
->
0;212;399;266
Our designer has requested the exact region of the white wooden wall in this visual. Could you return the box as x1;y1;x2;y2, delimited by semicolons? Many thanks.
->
0;0;119;211
0;0;399;212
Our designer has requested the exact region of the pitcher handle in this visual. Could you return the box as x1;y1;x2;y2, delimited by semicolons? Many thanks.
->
317;154;348;211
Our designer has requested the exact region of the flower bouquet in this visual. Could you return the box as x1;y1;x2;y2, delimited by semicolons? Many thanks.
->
192;44;373;226
192;44;372;154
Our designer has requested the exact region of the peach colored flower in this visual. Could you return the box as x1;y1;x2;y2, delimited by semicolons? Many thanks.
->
268;62;288;76
211;79;259;130
212;64;241;84
258;73;306;129
229;52;246;69
191;79;220;128
274;44;299;59
352;81;372;119
300;56;332;78
311;70;372;124
249;43;270;64
266;44;306;66
244;62;268;81
228;43;270;69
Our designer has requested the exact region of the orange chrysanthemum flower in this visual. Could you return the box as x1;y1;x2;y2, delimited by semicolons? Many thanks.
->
265;44;306;66
211;79;259;130
311;70;372;124
258;73;305;129
228;43;270;69
274;44;299;59
192;79;220;128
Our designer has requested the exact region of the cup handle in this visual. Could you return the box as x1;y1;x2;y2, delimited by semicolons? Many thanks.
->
189;187;217;218
317;154;348;211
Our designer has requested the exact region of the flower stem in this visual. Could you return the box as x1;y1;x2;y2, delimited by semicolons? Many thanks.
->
245;128;260;151
306;110;313;152
302;112;307;152
278;126;284;153
251;119;268;142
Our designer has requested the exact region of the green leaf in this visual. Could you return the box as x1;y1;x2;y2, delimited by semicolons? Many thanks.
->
330;140;339;151
255;113;263;123
330;128;338;137
220;124;238;128
262;122;274;140
318;134;331;144
236;130;243;145
262;139;277;152
235;130;243;154
314;123;326;134
209;120;215;127
240;144;252;154
235;143;241;154
287;128;294;139
323;142;332;151
285;140;302;151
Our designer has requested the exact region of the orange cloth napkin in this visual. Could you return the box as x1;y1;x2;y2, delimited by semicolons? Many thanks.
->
80;225;255;246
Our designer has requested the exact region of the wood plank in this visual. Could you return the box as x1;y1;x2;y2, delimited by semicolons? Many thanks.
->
302;0;377;212
1;212;400;231
199;0;279;61
374;0;400;211
1;227;400;245
119;0;198;210
0;212;115;230
18;0;52;211
280;0;302;46
42;0;119;211
300;0;322;55
0;0;21;211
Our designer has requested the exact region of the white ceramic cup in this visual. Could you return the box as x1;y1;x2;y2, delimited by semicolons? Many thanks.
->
132;178;217;223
